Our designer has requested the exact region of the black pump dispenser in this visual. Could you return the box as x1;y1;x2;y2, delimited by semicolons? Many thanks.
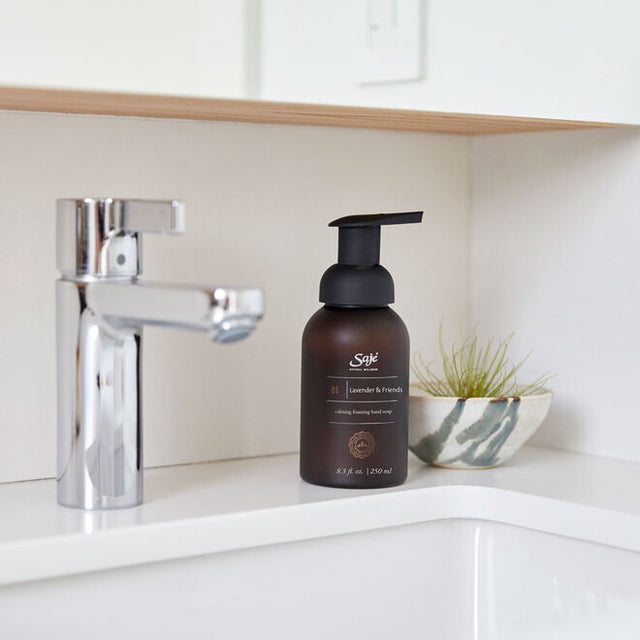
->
320;211;423;307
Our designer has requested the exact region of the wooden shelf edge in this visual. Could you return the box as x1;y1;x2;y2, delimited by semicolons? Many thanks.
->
0;86;632;135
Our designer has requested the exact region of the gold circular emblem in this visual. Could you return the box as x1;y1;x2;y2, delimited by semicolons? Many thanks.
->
348;431;376;459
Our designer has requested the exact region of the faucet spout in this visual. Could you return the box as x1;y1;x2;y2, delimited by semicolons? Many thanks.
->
87;280;264;343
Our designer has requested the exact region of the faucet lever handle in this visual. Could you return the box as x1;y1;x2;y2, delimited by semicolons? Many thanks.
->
115;199;186;235
57;197;187;278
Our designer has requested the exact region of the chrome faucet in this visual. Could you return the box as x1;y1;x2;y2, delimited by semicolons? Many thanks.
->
56;198;264;510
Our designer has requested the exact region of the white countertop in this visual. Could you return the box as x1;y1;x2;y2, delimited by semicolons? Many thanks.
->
2;445;640;586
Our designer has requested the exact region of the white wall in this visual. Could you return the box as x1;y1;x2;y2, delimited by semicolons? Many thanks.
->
0;111;469;483
0;0;250;97
260;0;640;124
471;128;640;462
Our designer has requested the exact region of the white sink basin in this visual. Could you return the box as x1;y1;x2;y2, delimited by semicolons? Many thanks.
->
2;518;640;639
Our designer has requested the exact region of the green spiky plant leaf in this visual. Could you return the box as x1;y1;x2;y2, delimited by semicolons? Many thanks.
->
412;325;552;398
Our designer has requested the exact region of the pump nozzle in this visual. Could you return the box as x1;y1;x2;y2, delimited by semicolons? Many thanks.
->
329;211;423;266
320;211;423;307
329;211;423;228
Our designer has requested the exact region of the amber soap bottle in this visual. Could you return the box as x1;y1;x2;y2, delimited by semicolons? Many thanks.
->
300;211;423;488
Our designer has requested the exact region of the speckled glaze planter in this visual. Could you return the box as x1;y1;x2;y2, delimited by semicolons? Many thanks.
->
408;392;552;469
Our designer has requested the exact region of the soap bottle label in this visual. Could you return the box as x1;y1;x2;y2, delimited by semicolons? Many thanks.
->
325;361;406;480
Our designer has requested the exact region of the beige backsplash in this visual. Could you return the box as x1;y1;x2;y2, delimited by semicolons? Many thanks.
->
0;111;469;482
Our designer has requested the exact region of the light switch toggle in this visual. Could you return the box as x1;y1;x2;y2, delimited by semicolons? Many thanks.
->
358;0;423;84
368;0;400;48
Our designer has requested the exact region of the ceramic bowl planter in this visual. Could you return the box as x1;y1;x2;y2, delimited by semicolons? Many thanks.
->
408;392;552;469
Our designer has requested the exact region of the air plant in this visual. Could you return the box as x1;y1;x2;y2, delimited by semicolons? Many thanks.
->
412;326;551;398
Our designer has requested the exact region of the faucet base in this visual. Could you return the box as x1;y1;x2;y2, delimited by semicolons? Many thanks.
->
56;280;143;510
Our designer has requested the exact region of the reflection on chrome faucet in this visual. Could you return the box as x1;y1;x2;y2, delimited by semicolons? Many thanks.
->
56;198;264;510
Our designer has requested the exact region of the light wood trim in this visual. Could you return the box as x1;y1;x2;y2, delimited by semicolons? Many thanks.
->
0;86;629;135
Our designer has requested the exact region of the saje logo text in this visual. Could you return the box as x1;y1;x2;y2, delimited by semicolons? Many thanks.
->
349;352;379;368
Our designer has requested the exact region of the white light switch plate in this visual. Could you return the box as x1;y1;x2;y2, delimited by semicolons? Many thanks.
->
357;0;424;85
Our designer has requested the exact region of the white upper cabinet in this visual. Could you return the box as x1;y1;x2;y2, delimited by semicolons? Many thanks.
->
0;0;638;125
